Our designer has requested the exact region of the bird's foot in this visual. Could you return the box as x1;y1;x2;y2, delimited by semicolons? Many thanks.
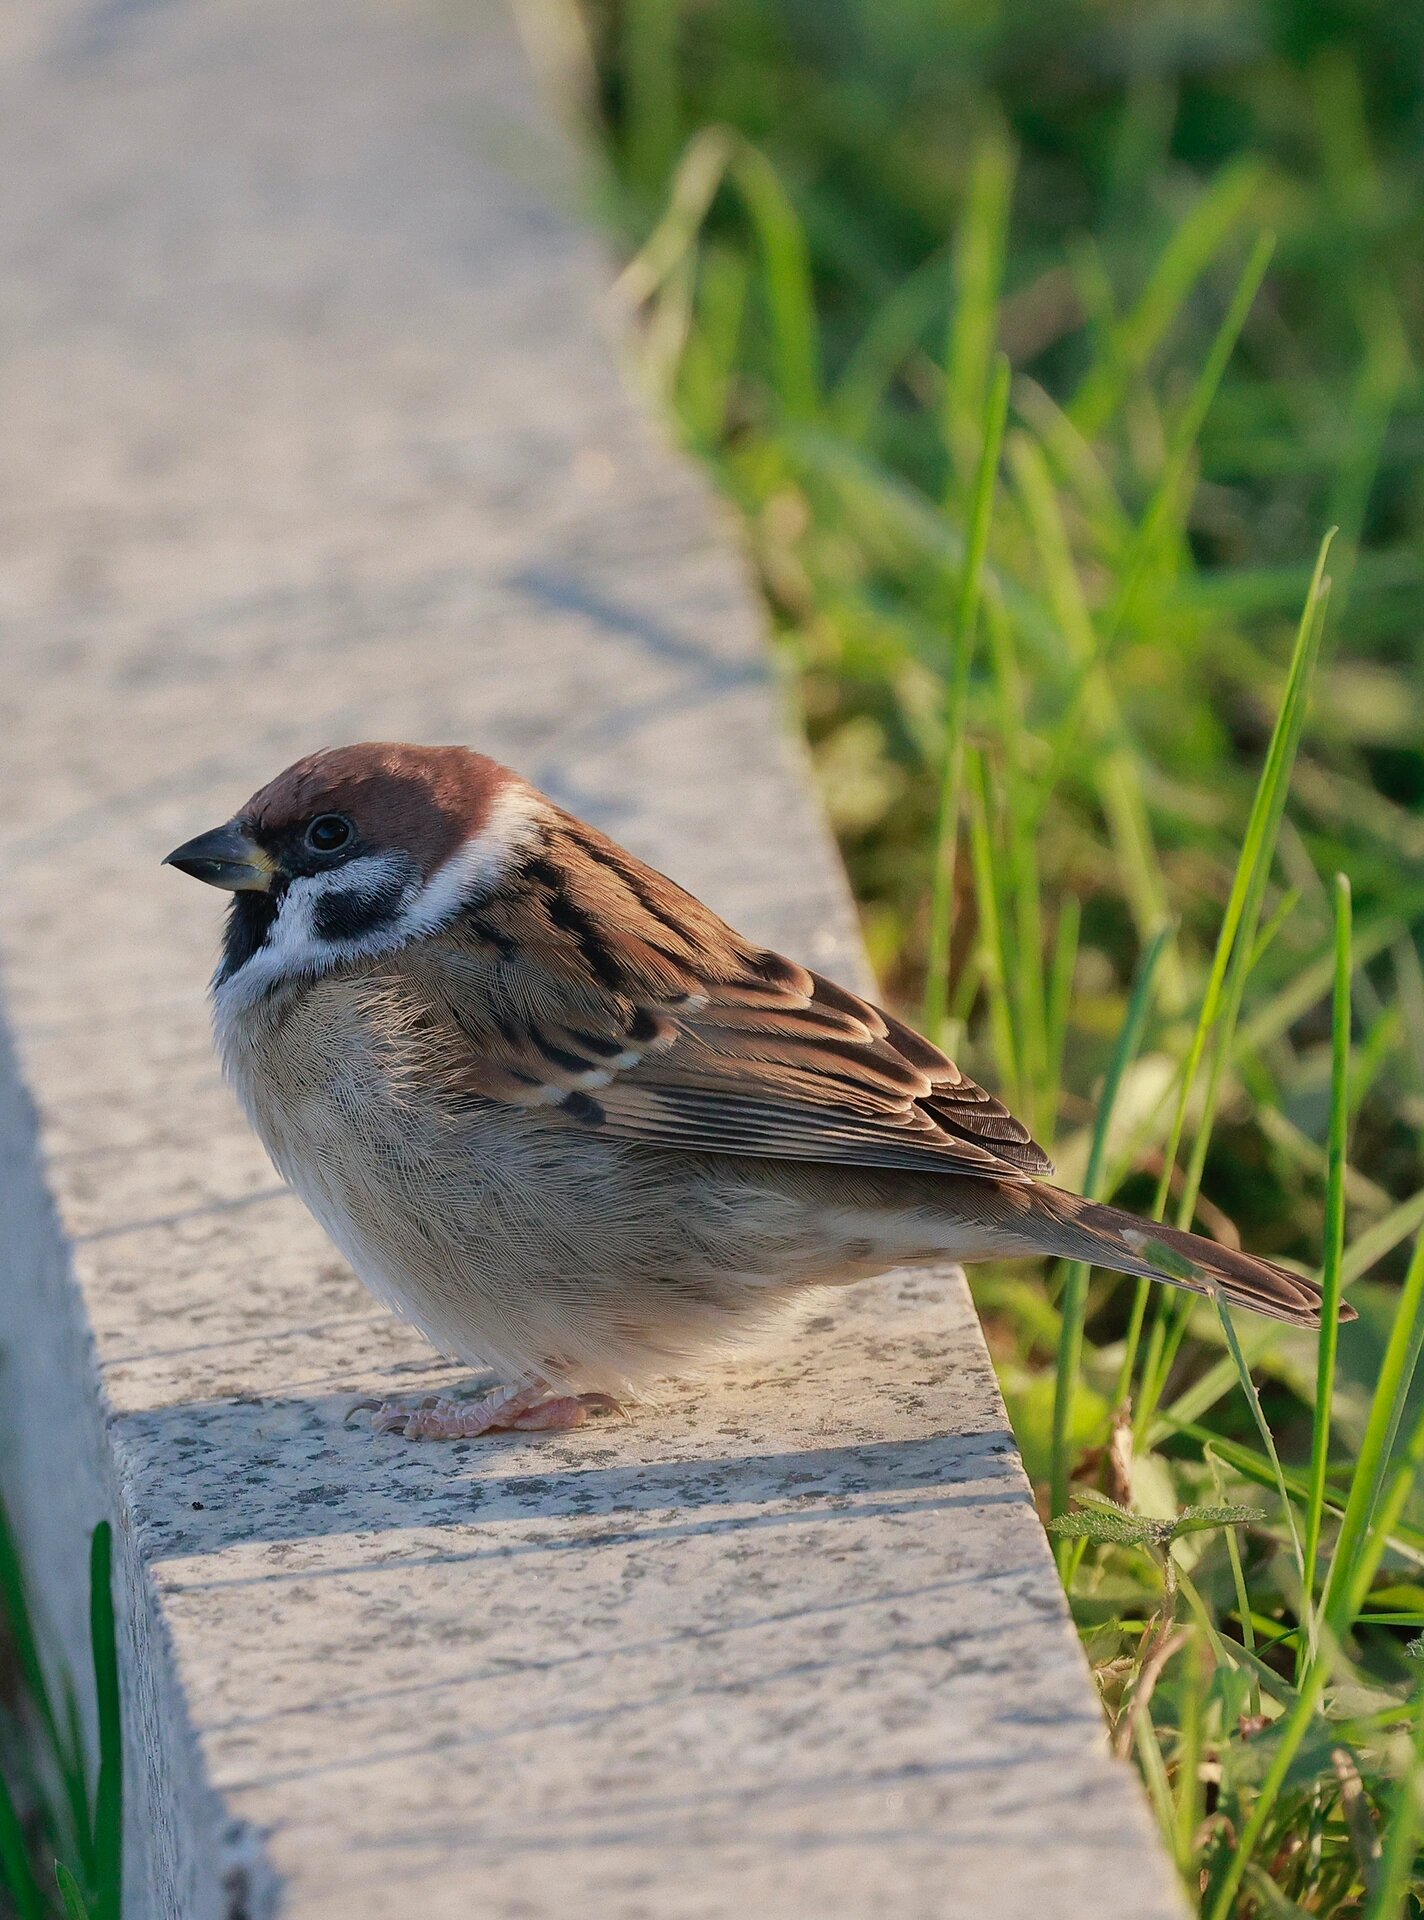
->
347;1382;623;1441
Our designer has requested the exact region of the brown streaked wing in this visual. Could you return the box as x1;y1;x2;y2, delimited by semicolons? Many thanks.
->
402;810;1053;1181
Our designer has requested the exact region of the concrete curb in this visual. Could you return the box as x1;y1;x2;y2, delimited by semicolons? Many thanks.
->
0;1;1187;1914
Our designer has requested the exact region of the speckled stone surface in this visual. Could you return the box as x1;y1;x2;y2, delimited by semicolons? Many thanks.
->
0;0;1187;1915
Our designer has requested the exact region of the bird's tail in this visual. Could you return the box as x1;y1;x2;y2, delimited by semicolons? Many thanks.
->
1018;1184;1350;1329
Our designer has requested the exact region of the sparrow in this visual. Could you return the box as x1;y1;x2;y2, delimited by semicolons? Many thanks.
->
164;742;1341;1441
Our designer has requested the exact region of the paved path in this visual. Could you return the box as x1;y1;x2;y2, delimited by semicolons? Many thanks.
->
0;1;1186;1914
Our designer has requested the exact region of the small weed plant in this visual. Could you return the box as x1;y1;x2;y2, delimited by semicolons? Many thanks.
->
0;1509;121;1920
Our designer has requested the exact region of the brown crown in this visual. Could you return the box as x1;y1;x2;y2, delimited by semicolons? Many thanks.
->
241;742;515;875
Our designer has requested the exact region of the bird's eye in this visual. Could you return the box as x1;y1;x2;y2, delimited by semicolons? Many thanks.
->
304;814;353;854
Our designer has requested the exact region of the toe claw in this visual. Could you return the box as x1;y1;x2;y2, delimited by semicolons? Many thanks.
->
347;1391;451;1436
576;1392;627;1421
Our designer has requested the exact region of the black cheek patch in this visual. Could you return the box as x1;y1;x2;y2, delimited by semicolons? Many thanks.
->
313;873;407;943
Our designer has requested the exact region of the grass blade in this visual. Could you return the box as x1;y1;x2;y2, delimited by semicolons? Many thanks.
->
615;130;820;424
1322;1232;1424;1631
1208;1446;1261;1715
0;1497;64;1778
1069;158;1264;439
89;1523;121;1920
1010;431;1180;999
1104;232;1276;645
1302;876;1353;1639
1341;1188;1424;1289
1205;1634;1335;1920
1215;1301;1306;1602
943;124;1015;492
0;1496;92;1879
0;1763;46;1920
1341;1394;1424;1628
1133;530;1335;1435
1156;529;1336;1222
619;0;681;204
614;123;733;309
725;143;821;423
1363;1678;1424;1920
964;747;1019;1091
55;1860;91;1920
1045;890;1081;1110
1174;1633;1208;1868
923;352;1011;1041
1051;925;1170;1531
831;250;950;442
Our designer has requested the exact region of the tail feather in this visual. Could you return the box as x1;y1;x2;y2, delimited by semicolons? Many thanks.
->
1028;1186;1350;1330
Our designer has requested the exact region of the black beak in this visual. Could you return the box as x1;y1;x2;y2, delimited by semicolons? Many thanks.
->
162;823;276;893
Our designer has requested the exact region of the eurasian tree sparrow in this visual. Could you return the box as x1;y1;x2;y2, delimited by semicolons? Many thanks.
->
165;743;1343;1440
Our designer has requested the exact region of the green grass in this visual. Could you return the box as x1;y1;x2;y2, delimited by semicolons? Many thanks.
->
0;1510;122;1920
581;1;1424;1910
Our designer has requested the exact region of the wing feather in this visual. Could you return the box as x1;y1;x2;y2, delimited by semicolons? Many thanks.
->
397;806;1053;1181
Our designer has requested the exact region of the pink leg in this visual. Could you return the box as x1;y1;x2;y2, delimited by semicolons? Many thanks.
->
347;1383;621;1441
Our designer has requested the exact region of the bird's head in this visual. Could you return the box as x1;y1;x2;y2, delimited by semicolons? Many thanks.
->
164;742;541;1003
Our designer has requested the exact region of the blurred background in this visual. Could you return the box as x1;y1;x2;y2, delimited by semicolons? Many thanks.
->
576;2;1424;1908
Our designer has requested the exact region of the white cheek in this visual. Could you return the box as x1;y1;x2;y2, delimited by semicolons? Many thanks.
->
212;877;341;1018
214;855;408;1015
212;784;548;1018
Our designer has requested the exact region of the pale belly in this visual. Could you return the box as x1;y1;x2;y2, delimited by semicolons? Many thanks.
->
213;981;993;1394
219;1016;876;1390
